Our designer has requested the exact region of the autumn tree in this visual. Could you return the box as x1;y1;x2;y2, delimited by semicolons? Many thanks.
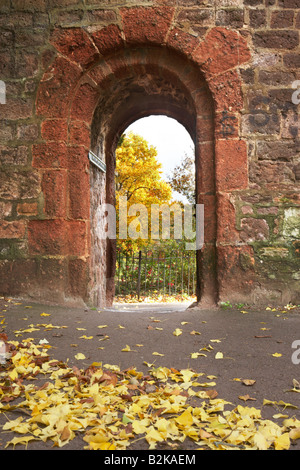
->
115;132;173;251
167;153;195;204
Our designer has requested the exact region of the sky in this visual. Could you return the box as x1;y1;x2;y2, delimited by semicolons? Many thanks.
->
126;115;194;181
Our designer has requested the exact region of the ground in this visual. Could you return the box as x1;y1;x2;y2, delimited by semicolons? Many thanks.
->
1;296;300;453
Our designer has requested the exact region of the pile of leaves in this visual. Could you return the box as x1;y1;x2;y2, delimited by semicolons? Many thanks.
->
1;334;300;450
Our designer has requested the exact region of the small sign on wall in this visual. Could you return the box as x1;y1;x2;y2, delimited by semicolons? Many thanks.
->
88;150;106;173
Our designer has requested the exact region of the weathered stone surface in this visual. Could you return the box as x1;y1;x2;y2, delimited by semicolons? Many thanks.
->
120;6;175;45
0;170;41;200
50;27;100;68
0;221;26;239
192;27;251;77
240;218;270;242
0;0;300;308
215;139;248;191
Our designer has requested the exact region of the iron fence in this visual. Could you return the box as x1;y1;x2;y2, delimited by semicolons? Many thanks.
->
115;249;196;299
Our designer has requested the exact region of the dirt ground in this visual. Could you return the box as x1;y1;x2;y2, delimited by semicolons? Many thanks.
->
1;296;300;455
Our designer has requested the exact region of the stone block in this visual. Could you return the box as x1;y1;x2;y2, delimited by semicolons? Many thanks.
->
240;218;270;242
120;6;174;45
50;27;100;68
41;119;68;141
70;82;99;123
68;170;90;220
32;142;67;169
36;56;82;118
0;221;26;239
283;208;300;240
90;24;124;56
253;30;299;49
215;139;248;191
192;27;251;77
28;219;66;255
41;170;67;218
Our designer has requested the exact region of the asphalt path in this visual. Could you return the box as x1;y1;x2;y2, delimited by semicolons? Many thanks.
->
1;297;300;453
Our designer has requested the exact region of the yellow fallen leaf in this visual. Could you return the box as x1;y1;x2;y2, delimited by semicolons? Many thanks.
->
215;352;223;359
274;432;290;450
175;409;193;427
75;353;86;360
289;428;300;440
173;329;182;336
9;369;18;381
5;436;37;449
79;335;93;340
40;312;51;317
152;352;164;356
263;399;298;409
272;353;282;357
253;431;269;450
89;442;116;450
242;379;256;386
190;352;206;359
145;427;164;448
121;345;136;352
180;369;196;382
97;325;108;329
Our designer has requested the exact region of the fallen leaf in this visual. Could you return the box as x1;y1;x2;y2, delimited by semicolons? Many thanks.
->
173;328;182;336
121;345;136;352
242;379;256;386
289;428;300;440
293;379;300;389
175;409;193;427
274;433;290;450
75;353;86;360
215;352;223;359
239;395;257;402
190;352;206;359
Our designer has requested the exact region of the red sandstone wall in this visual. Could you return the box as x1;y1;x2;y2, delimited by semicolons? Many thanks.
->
0;0;299;307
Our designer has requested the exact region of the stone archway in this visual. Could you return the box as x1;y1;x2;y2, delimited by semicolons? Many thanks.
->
33;7;251;307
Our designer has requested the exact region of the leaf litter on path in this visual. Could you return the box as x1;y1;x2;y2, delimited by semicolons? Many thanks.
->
1;335;300;451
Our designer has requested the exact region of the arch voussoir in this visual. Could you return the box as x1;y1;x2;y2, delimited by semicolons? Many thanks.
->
120;5;175;46
191;27;251;79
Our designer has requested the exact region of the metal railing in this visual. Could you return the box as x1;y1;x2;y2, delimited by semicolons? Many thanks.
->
115;249;196;299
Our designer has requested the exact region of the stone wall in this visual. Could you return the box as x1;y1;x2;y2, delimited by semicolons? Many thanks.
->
0;0;299;307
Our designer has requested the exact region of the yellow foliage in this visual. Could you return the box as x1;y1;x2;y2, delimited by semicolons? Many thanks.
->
115;132;173;251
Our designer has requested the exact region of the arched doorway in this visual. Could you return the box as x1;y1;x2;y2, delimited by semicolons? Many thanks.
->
33;17;250;308
88;46;216;307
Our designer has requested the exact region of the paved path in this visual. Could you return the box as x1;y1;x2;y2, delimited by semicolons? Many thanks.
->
1;297;300;450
